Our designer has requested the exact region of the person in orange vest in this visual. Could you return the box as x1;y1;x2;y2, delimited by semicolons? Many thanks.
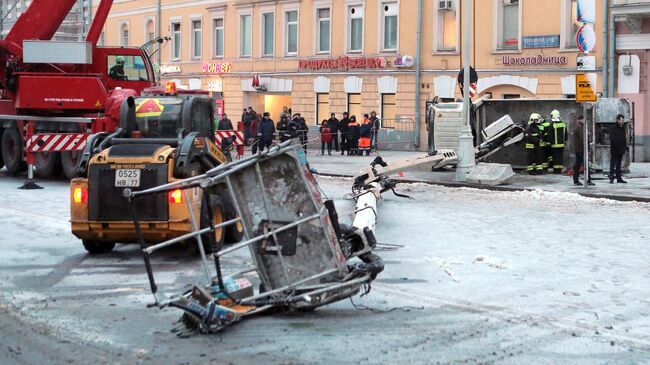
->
346;116;360;156
358;114;372;156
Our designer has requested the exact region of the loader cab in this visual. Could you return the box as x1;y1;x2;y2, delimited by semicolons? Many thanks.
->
123;95;215;141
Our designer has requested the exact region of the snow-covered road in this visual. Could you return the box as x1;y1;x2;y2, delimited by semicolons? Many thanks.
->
1;174;649;364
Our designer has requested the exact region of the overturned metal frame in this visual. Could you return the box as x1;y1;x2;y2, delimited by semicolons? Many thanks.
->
126;140;373;331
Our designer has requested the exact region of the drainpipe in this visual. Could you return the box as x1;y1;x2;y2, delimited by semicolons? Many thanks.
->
414;0;422;149
602;0;608;97
608;1;615;97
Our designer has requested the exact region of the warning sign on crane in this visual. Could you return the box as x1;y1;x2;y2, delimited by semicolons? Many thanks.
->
135;98;165;118
575;73;597;102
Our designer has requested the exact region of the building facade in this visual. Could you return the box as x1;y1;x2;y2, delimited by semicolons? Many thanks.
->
612;0;650;161
100;0;607;150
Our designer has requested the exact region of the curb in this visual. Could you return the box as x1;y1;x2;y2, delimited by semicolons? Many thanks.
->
314;171;650;203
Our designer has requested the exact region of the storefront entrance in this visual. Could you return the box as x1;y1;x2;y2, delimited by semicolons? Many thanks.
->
243;93;292;122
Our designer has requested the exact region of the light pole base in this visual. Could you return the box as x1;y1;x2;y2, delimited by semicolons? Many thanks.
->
455;126;476;182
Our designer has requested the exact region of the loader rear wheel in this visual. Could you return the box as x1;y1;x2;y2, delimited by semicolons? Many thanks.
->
197;194;225;254
1;128;27;174
61;150;82;179
34;152;62;178
216;190;244;243
82;240;115;255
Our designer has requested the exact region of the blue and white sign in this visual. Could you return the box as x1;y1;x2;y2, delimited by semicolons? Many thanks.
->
577;0;596;23
576;24;596;54
522;35;561;49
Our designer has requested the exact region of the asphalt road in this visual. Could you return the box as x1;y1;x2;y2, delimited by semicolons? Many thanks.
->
1;173;650;365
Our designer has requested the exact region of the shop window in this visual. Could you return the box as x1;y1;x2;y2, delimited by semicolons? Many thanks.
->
213;18;224;57
496;0;519;50
347;93;362;120
348;5;363;53
317;8;330;53
240;14;252;57
316;93;330;126
191;20;202;59
381;94;396;128
120;23;129;46
171;22;181;61
263;13;275;56
562;0;580;49
145;20;155;43
286;10;298;55
436;0;458;52
382;2;398;52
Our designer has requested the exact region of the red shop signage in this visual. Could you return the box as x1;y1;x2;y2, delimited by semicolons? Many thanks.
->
299;56;389;71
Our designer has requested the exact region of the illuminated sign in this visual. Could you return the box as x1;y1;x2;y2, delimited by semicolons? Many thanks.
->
299;56;388;71
502;55;568;66
160;64;182;74
207;80;223;92
202;62;232;74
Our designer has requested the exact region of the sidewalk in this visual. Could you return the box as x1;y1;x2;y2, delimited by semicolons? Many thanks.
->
304;148;650;202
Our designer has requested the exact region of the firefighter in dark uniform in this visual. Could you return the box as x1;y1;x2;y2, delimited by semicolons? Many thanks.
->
538;115;552;173
525;113;543;175
549;109;568;174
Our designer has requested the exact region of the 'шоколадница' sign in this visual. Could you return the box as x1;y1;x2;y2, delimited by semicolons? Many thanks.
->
502;55;568;66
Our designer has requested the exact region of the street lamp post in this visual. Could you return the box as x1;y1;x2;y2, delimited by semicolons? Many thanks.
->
455;0;475;182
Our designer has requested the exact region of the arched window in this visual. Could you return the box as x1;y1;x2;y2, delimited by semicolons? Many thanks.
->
120;23;129;46
145;19;155;42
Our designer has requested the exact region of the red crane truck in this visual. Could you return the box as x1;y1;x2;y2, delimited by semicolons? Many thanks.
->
0;0;157;181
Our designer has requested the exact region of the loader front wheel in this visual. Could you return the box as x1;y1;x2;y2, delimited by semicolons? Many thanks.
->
198;195;225;254
82;240;115;255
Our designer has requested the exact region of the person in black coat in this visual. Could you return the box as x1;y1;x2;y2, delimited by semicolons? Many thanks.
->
346;115;360;156
609;114;628;183
277;115;291;142
258;112;276;152
369;111;380;149
339;112;350;155
217;114;233;130
293;113;309;151
327;113;340;152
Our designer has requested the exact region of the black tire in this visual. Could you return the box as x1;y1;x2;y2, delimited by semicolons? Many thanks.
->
61;150;82;179
1;128;27;174
216;189;244;243
34;152;62;178
198;194;225;254
82;240;115;254
0;129;4;170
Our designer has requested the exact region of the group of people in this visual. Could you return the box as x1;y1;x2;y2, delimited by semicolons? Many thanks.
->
318;111;380;156
524;110;629;185
234;106;309;153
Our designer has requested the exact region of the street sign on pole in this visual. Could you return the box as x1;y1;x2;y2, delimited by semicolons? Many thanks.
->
577;0;596;23
576;73;597;102
576;24;596;54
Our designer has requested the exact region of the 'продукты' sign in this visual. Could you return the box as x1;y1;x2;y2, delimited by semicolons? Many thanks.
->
299;56;389;71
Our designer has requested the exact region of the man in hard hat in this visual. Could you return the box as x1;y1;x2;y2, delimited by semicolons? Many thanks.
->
549;110;568;174
109;55;127;80
524;113;543;175
538;114;552;173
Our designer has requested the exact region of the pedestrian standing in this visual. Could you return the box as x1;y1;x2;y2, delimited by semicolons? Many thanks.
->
243;107;255;142
339;112;350;155
281;106;290;120
609;114;628;184
250;113;261;154
538;116;552;173
524;113;543;175
549;110;568;174
293;113;309;151
347;115;360;156
327;113;340;152
319;120;333;155
572;115;595;186
217;113;233;130
369;111;380;150
277;115;290;142
258;112;275;152
359;114;372;156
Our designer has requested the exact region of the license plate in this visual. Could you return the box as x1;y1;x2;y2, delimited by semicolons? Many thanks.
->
115;169;141;187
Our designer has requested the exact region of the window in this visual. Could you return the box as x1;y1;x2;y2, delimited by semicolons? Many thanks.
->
107;55;150;82
286;10;298;55
191;20;202;59
436;0;458;51
171;22;181;60
99;32;105;46
120;23;129;46
347;93;361;120
348;5;363;52
497;0;520;50
316;93;330;126
262;13;275;56
240;14;252;57
213;18;224;57
317;8;330;53
562;0;580;49
382;2;398;51
381;94;396;128
145;20;155;43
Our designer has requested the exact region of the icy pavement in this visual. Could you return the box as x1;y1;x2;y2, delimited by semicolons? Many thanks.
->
1;174;650;364
306;149;650;202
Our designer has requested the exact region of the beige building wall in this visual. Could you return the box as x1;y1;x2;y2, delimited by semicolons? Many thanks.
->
100;0;604;150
